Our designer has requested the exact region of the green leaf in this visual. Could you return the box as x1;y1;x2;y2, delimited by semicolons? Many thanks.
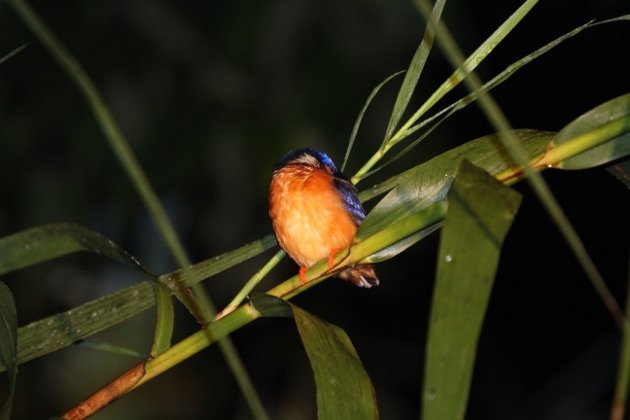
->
422;161;522;420
383;0;446;142
554;93;630;170
0;223;151;276
358;129;552;241
0;223;175;360
292;305;378;420
0;281;156;373
249;294;293;319
0;282;18;420
150;284;174;357
251;293;377;420
0;228;275;372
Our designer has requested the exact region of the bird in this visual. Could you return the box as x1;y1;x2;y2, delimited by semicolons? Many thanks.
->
268;147;379;288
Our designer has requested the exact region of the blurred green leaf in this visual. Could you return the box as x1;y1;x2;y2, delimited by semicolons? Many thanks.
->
422;161;522;420
293;305;378;420
0;223;150;276
0;42;29;66
607;159;630;190
612;265;630;420
554;93;630;170
0;282;18;420
77;340;146;358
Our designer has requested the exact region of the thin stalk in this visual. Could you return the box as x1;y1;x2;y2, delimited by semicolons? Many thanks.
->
217;249;286;319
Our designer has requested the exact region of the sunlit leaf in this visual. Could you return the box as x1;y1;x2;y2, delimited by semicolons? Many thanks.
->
293;305;378;420
358;129;552;240
422;161;522;419
554;93;630;170
0;282;18;420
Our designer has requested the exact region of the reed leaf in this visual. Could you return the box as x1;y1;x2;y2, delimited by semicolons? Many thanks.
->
422;161;522;419
0;282;17;420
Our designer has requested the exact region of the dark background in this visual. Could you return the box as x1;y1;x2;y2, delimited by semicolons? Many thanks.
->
1;1;629;419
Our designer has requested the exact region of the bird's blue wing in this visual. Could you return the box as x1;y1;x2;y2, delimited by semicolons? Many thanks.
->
333;175;366;225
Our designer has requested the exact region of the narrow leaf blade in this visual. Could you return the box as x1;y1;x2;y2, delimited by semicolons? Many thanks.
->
383;0;446;142
0;281;155;372
0;223;150;276
0;282;18;420
422;161;522;419
292;305;378;420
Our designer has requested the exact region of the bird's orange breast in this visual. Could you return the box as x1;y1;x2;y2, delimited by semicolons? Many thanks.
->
269;165;358;267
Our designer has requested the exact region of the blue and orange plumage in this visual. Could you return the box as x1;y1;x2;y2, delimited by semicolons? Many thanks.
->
269;148;379;288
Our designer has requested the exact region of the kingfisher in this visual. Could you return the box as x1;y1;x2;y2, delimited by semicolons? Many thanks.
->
269;147;379;288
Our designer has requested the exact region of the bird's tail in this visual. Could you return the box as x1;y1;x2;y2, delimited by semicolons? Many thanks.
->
337;264;379;288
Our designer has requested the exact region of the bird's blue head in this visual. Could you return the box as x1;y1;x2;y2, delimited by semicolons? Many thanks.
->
273;147;338;174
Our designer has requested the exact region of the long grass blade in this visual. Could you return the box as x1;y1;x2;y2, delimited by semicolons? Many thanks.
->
352;0;539;184
342;71;405;172
403;18;596;140
389;0;538;148
383;0;446;142
0;42;29;66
